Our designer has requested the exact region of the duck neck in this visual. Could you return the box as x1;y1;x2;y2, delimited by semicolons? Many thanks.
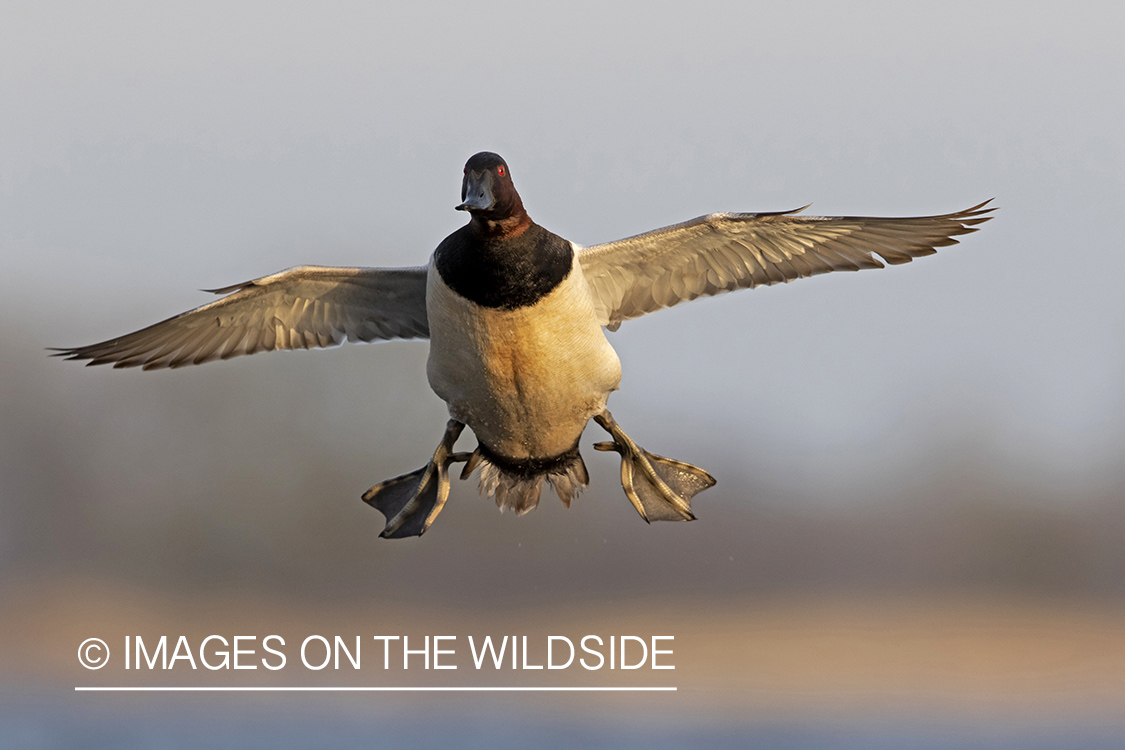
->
469;203;532;240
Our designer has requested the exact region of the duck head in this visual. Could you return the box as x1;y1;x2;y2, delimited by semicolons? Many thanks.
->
456;152;529;235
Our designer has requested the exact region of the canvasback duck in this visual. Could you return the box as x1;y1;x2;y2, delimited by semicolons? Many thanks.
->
55;152;994;538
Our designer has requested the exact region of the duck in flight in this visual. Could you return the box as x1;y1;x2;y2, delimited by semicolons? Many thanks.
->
55;152;993;538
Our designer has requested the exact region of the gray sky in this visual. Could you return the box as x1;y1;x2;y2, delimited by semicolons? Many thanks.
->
3;0;1123;504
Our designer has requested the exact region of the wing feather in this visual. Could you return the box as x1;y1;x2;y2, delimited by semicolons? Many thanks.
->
52;265;429;370
579;201;994;329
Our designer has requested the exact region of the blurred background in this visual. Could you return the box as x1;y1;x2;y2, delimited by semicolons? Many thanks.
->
2;1;1123;747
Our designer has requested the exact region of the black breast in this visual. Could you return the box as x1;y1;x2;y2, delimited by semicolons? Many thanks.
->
434;222;574;309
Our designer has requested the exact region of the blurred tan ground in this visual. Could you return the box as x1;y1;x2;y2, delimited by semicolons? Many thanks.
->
6;576;1125;723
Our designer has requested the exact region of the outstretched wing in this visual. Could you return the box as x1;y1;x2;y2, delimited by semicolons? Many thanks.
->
53;265;430;370
578;201;994;330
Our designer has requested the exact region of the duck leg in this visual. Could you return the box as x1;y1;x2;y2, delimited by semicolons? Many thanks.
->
592;410;716;523
362;420;470;538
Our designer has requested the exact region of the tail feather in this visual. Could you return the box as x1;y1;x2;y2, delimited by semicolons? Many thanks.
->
475;450;589;515
550;452;589;508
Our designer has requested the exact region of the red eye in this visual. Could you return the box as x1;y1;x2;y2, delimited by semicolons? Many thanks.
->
497;165;505;176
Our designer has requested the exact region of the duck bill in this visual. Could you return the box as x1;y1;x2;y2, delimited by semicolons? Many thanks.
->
456;170;496;211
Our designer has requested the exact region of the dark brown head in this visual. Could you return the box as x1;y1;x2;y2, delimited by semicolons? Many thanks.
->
456;152;528;234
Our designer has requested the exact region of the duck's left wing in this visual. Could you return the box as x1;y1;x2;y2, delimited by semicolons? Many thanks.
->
52;265;429;370
578;201;994;330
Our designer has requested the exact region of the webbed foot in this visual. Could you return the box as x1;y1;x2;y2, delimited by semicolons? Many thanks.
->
593;411;716;523
362;420;469;538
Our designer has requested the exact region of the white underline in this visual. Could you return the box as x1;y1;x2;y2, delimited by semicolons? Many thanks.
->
75;686;676;692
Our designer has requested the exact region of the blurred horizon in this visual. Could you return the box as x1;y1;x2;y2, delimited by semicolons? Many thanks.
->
5;319;1125;606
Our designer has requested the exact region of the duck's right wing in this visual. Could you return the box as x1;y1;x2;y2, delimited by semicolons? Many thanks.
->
52;265;429;370
579;201;994;330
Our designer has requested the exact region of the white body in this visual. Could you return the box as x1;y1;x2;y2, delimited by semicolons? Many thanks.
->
425;250;621;461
